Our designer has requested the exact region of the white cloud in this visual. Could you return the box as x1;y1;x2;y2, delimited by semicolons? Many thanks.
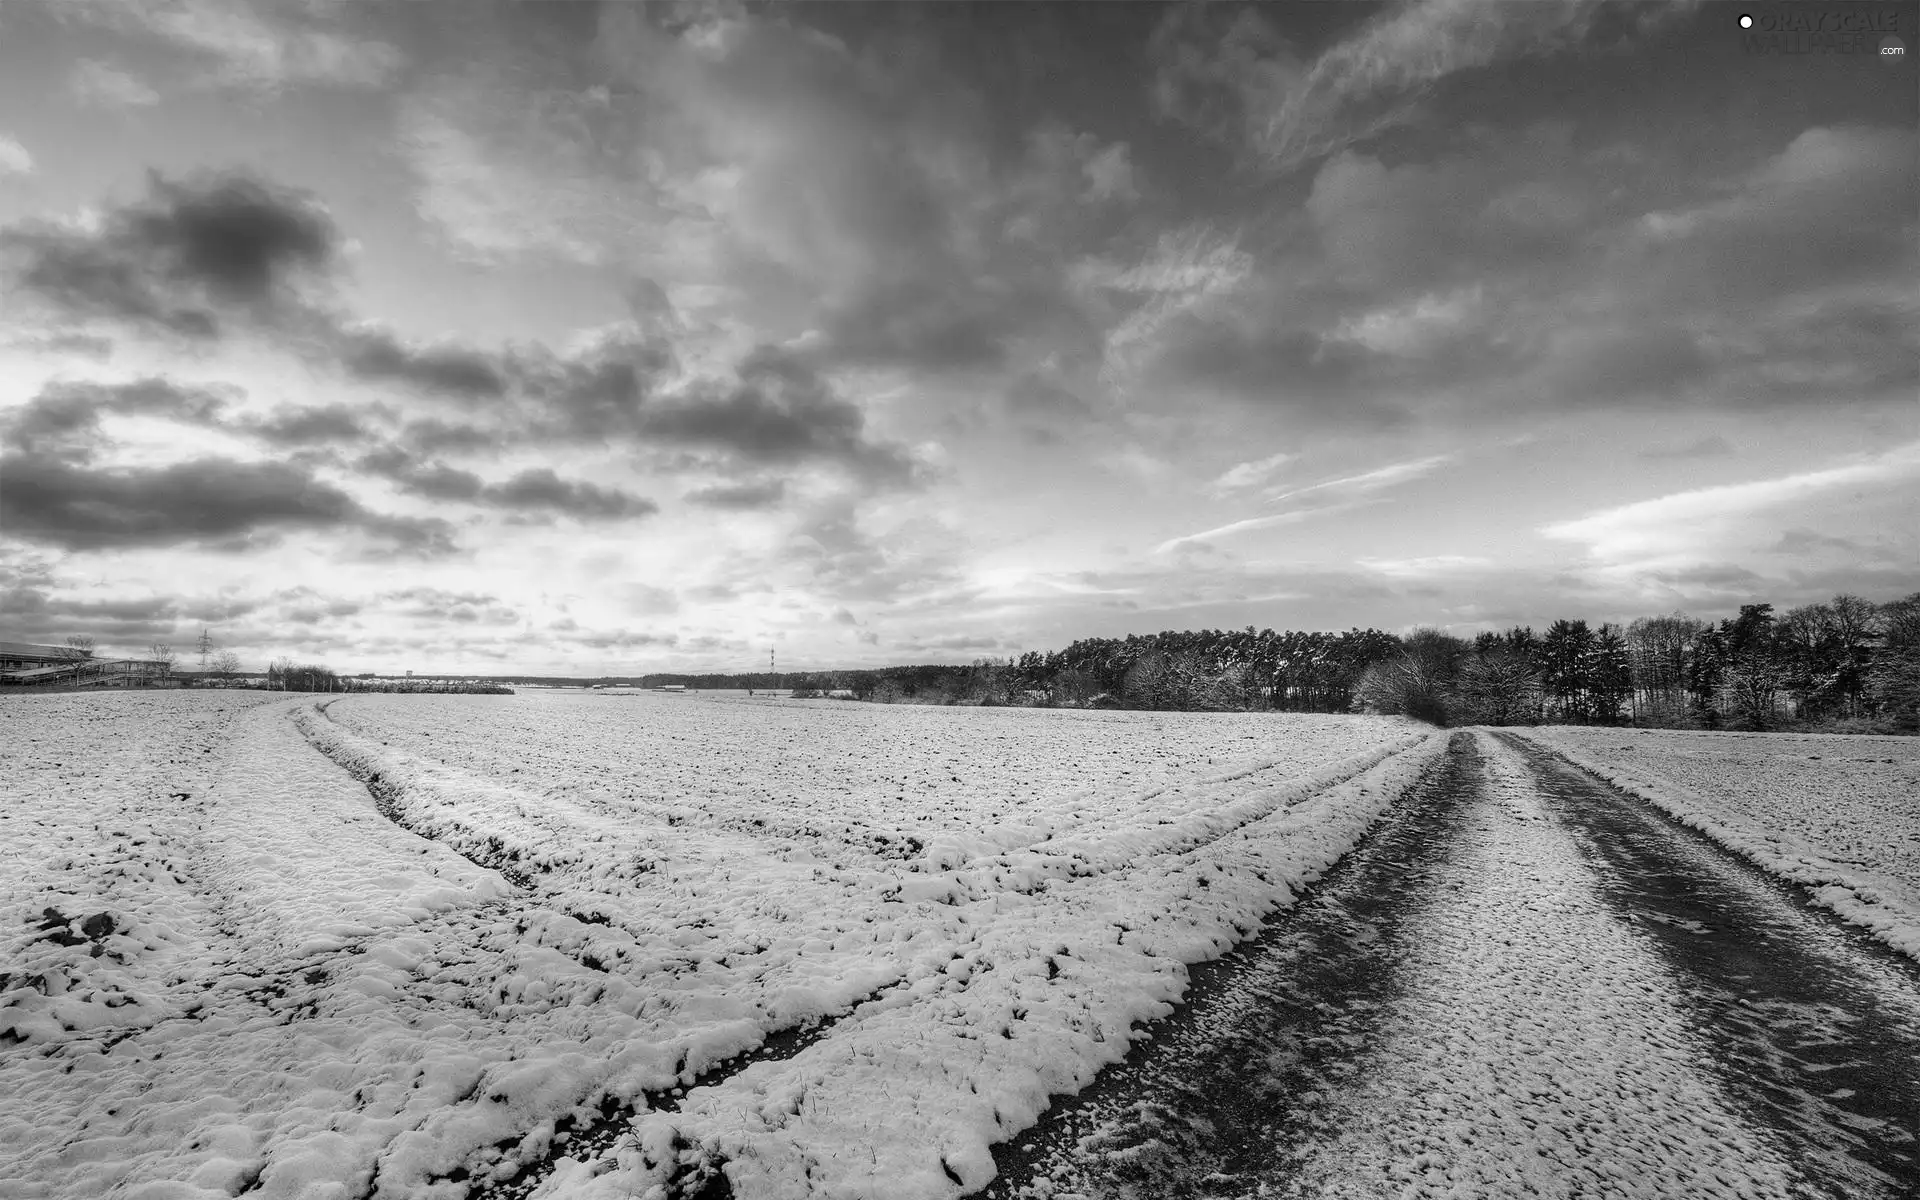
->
59;0;403;91
1154;502;1361;554
1251;0;1689;173
1330;287;1484;355
1263;453;1454;503
70;59;161;108
1357;555;1494;578
0;135;34;176
1209;450;1295;495
1075;225;1253;388
1100;444;1174;482
1081;142;1138;205
1541;441;1920;573
166;0;398;88
1158;454;1455;553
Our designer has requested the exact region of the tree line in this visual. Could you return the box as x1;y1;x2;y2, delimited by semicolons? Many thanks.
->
648;591;1920;732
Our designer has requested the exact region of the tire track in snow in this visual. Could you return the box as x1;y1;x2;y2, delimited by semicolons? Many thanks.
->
1499;730;1920;1197
994;731;1843;1199
982;732;1475;1199
1252;732;1809;1197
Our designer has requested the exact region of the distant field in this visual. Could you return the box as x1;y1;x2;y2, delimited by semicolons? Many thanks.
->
1;689;1437;1199
1516;725;1920;959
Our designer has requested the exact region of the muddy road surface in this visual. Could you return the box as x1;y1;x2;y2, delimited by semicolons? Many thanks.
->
986;730;1920;1200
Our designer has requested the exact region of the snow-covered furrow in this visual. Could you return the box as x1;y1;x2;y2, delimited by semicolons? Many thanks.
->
1278;732;1803;1199
547;731;1450;1200
318;693;1424;876
195;700;514;964
1;693;287;1052
1511;727;1920;962
297;700;920;1031
932;736;1429;899
297;698;1429;1035
5;691;1439;1199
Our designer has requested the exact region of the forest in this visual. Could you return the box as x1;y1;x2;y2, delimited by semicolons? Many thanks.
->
643;592;1920;733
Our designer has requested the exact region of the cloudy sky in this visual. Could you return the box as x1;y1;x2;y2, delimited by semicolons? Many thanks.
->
0;0;1914;676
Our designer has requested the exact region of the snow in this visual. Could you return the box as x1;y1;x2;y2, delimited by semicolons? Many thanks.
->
1513;726;1920;963
1283;732;1801;1199
2;690;1440;1199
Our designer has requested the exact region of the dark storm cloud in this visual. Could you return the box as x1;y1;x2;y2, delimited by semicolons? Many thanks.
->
0;570;193;645
239;402;386;447
354;446;484;501
2;377;232;460
0;453;456;555
335;325;516;401
1;169;340;338
637;346;919;487
5;168;926;487
382;587;521;625
0;170;524;404
531;329;678;441
401;418;505;454
352;447;655;520
684;479;788;511
482;467;658;520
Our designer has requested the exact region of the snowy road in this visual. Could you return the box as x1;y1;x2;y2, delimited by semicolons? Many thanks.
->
989;731;1920;1200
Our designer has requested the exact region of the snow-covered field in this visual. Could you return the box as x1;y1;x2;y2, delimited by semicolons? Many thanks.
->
1;690;1437;1199
1513;726;1920;962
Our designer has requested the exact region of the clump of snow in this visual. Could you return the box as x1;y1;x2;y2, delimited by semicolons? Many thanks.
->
1515;726;1920;963
2;690;1439;1198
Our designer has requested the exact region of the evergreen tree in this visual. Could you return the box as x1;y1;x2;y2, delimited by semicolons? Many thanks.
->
1587;624;1634;725
1540;619;1595;722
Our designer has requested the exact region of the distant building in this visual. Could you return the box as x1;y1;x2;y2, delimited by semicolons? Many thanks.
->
0;639;172;687
0;641;87;671
658;683;686;692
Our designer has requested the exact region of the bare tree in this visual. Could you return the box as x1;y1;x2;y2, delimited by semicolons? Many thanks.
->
1454;650;1542;725
64;634;96;659
147;642;177;680
1626;613;1702;723
211;649;241;686
1052;667;1099;707
1869;593;1920;731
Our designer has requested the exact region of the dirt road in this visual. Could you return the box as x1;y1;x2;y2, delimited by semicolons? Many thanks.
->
986;730;1920;1200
